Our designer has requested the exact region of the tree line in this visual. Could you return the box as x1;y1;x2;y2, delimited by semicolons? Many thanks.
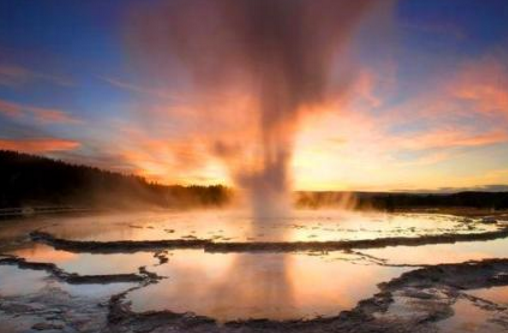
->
296;191;508;211
1;150;507;210
0;150;230;209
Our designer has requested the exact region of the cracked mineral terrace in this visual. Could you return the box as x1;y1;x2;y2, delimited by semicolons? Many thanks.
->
1;210;508;332
28;224;508;253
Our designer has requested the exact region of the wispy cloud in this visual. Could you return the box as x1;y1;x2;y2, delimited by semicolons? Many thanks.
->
451;57;508;117
96;55;508;188
392;128;508;151
25;106;82;124
0;138;80;153
99;76;177;100
0;98;82;124
0;64;73;87
0;99;23;118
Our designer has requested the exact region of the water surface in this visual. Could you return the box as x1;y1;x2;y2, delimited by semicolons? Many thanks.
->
1;210;507;324
24;210;496;243
126;250;409;321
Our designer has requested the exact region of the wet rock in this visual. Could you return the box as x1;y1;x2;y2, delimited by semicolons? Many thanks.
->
30;231;209;253
32;322;65;330
29;227;508;255
0;256;147;284
482;217;498;224
138;266;162;281
0;301;41;313
154;251;169;265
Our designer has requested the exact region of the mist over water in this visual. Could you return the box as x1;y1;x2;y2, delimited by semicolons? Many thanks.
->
127;0;391;217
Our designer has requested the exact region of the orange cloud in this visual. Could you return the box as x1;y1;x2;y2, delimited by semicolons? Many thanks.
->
62;53;506;191
25;106;82;124
393;128;508;151
0;98;81;124
113;125;222;184
0;138;80;153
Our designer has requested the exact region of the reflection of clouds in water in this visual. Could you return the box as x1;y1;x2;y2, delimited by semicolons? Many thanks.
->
4;211;503;321
8;243;158;275
0;265;49;297
467;286;508;306
437;298;505;333
362;238;508;266
127;250;408;321
208;254;295;320
208;213;295;318
12;243;77;262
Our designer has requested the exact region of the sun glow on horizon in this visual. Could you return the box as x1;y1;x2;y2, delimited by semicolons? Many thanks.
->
0;1;507;192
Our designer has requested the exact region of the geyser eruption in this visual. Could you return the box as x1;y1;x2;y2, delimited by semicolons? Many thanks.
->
127;0;388;217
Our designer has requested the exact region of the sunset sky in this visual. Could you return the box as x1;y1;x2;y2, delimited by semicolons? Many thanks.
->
1;0;507;192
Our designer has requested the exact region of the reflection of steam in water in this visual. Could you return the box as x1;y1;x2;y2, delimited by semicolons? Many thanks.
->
209;253;295;320
209;217;295;320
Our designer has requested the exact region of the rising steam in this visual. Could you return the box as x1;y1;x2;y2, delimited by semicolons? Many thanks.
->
126;0;390;216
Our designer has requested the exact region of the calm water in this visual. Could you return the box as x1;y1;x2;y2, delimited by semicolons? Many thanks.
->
0;210;507;323
126;250;408;321
0;264;135;299
437;286;508;333
361;238;508;266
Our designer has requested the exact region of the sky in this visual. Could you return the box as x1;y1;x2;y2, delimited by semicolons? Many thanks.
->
0;0;507;192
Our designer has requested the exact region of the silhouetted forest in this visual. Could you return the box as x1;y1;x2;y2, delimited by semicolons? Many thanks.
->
296;191;508;211
1;150;507;211
0;150;230;209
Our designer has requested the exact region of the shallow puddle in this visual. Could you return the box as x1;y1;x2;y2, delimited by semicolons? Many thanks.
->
7;243;159;275
361;238;508;266
437;298;508;333
467;286;508;306
0;266;49;297
126;250;409;321
0;265;134;299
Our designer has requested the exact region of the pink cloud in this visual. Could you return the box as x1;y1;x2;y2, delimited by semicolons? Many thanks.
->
0;64;73;87
0;138;80;153
25;106;82;124
393;128;508;151
0;98;81;124
451;57;508;117
0;99;23;118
